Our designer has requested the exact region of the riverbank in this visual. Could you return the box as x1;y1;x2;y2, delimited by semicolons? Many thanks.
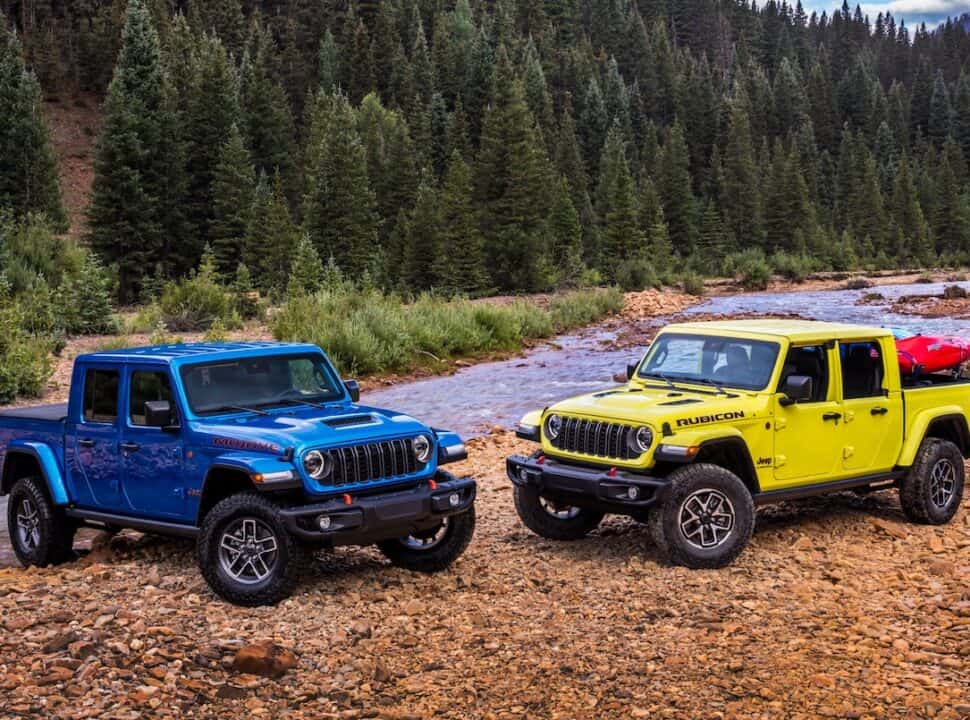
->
1;431;967;719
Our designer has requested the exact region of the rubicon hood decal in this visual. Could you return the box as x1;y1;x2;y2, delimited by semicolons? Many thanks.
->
212;437;282;453
675;411;745;427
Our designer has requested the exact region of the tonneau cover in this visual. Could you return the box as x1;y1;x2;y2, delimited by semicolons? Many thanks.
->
0;403;69;422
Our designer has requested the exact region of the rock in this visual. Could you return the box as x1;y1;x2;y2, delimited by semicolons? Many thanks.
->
613;372;628;383
791;536;812;551
926;559;955;577
43;630;78;654
130;686;159;705
231;642;298;678
68;640;96;660
869;518;908;540
942;284;967;299
37;666;75;685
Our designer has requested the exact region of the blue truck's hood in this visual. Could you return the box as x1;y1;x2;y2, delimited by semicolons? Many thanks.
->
189;403;431;455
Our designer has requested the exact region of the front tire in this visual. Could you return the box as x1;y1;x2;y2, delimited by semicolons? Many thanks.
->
7;477;76;567
513;485;604;540
899;438;965;524
377;507;475;572
196;493;305;607
648;464;754;569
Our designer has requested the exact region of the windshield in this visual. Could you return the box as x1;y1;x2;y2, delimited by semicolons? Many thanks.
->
638;333;779;391
180;354;344;415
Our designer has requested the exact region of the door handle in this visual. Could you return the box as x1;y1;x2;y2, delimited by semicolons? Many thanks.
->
78;438;95;448
871;407;889;415
120;442;140;453
822;412;842;422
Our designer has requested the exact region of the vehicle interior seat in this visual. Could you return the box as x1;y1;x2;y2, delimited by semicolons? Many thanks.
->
842;345;883;399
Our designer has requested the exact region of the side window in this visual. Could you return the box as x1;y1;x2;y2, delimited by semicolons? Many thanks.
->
129;371;174;426
840;341;885;400
777;345;829;402
83;369;120;423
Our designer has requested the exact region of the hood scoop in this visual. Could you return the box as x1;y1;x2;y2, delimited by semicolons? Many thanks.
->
659;398;702;406
323;414;376;429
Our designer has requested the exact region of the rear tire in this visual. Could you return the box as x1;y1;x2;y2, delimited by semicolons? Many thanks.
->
377;507;475;572
899;438;965;524
513;485;604;540
196;493;306;606
7;477;76;567
648;464;754;569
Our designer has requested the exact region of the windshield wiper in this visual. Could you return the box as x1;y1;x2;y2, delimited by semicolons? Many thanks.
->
263;397;329;410
204;404;270;416
639;373;680;391
690;377;729;395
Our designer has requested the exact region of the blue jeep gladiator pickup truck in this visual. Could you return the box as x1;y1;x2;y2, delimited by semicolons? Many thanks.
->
0;342;476;606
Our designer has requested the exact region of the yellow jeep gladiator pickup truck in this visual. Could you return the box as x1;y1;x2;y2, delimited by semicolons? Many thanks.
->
507;320;967;568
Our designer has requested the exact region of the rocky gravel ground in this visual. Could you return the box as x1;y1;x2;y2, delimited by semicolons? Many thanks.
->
2;431;968;719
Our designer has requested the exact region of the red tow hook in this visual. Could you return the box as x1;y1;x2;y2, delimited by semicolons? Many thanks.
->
608;467;618;477
343;493;352;506
537;455;546;465
429;478;438;490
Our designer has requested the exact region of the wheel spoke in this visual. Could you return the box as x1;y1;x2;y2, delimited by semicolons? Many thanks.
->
678;489;736;551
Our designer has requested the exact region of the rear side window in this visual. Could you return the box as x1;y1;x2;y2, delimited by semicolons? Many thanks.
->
840;341;885;399
129;371;174;426
83;369;119;423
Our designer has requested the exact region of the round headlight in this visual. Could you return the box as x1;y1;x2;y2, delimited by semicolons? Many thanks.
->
303;450;330;479
629;426;654;454
412;434;433;463
544;414;562;440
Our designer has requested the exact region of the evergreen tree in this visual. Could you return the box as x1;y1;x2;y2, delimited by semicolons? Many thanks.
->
318;29;340;95
303;93;381;276
433;152;489;294
0;21;65;230
183;33;240;264
59;250;116;335
209;123;256;276
596;125;644;283
87;0;173;302
545;177;586;288
640;177;674;270
719;97;761;250
245;172;298;293
579;76;608;177
928;70;953;147
891;154;931;264
402;174;440;291
953;72;970;163
658;121;696;256
474;48;551;291
287;233;325;296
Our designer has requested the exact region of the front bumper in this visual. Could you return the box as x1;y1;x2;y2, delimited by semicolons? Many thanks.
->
280;475;476;545
506;454;668;512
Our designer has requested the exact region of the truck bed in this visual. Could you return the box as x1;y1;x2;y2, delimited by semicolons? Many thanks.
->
0;403;69;422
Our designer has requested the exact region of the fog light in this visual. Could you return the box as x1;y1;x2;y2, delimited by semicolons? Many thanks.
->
519;468;529;482
448;492;461;507
317;515;332;530
628;486;640;500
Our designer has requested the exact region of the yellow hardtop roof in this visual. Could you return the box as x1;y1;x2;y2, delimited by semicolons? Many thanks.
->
663;318;893;342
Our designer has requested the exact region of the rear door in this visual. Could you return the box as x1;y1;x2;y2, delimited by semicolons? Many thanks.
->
68;366;124;510
121;367;186;518
837;339;904;473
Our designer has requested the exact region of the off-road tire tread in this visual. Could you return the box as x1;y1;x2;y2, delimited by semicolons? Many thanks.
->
899;438;964;525
7;476;76;567
513;485;604;540
648;463;755;569
377;506;475;572
197;492;306;607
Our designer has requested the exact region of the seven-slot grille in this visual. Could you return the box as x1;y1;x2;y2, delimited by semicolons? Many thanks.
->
324;438;419;486
550;417;636;460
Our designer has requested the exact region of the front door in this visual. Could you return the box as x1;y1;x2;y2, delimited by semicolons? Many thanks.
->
772;344;844;487
838;339;904;473
70;367;123;509
121;368;185;518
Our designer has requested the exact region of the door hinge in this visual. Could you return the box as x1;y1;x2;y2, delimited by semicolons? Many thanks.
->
774;417;787;431
774;454;787;467
843;446;855;459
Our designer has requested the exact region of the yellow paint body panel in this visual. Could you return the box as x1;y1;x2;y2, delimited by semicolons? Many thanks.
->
520;319;970;493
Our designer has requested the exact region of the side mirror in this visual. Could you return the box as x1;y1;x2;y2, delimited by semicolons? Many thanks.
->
344;379;360;402
779;375;813;406
626;359;640;381
144;400;177;430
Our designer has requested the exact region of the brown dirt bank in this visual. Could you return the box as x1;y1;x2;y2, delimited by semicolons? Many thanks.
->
1;431;968;719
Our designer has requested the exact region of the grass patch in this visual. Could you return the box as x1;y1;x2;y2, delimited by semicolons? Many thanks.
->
272;287;623;375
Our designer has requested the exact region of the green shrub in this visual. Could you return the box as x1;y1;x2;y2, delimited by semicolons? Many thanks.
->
59;250;119;335
126;303;163;333
231;263;259;320
724;249;772;290
272;287;621;376
614;259;660;291
149;319;183;346
158;250;237;332
771;251;814;282
681;272;705;296
0;298;54;403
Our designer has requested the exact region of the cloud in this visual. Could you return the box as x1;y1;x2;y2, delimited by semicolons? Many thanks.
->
806;0;970;26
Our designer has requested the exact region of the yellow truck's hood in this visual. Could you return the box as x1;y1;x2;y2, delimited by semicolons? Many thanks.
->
548;384;755;428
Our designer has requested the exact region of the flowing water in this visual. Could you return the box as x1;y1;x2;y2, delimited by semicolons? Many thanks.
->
367;280;970;438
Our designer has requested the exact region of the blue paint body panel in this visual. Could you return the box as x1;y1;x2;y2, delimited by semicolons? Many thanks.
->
0;342;467;530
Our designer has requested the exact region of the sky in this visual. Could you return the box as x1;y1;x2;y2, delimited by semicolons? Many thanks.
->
802;0;970;28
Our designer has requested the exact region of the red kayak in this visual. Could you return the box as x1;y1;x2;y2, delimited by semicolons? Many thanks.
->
896;335;970;375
